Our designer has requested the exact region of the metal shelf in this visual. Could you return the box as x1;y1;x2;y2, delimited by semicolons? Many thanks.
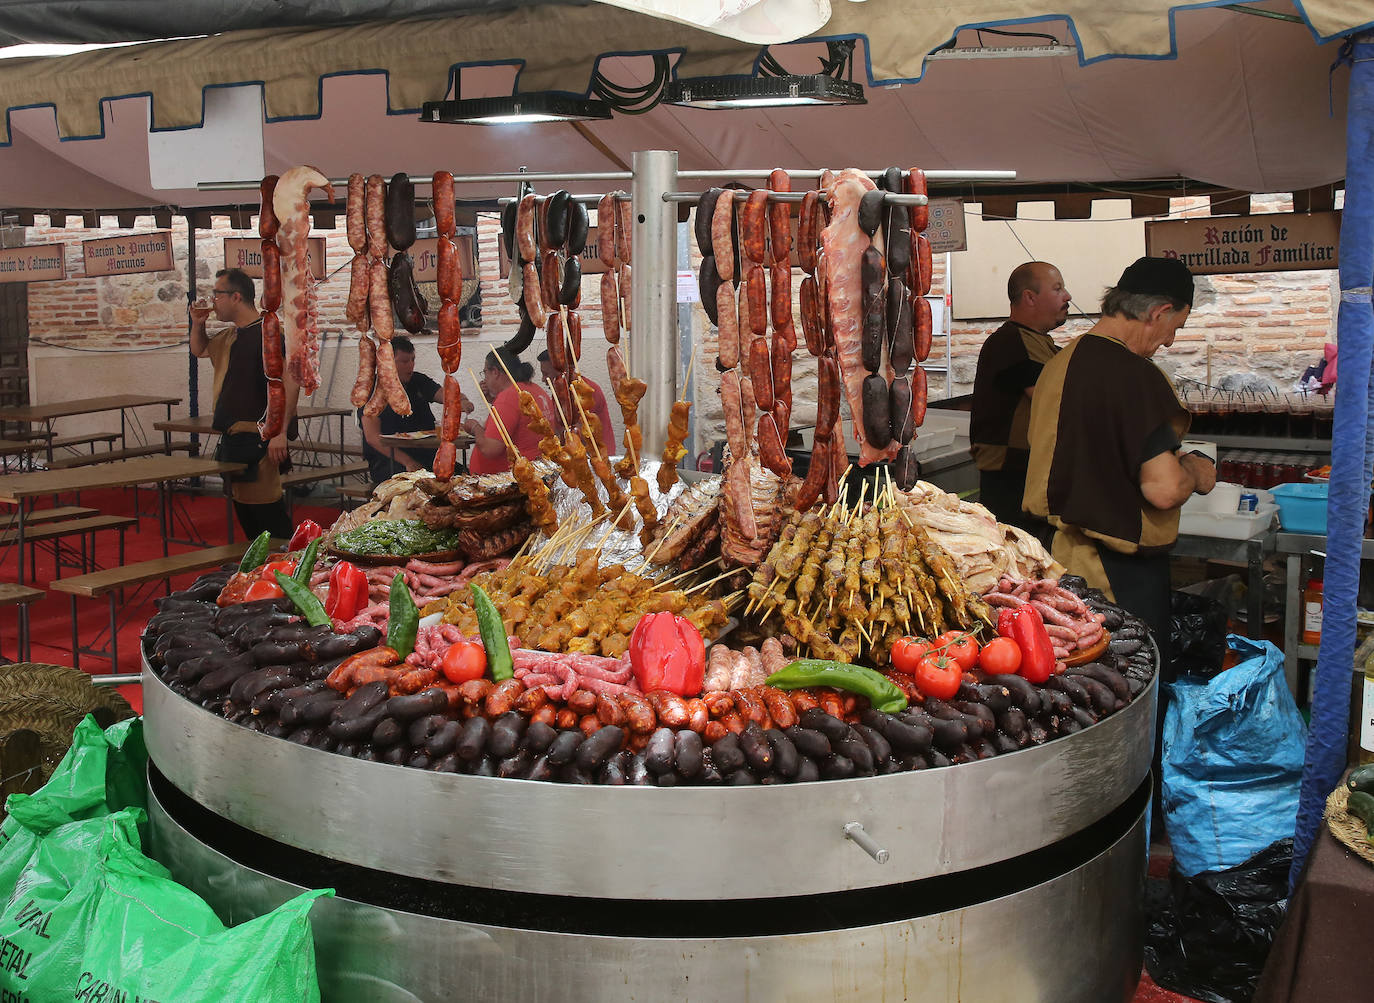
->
1209;434;1332;451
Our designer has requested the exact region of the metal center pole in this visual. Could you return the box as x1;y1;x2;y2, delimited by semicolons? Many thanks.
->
632;150;678;457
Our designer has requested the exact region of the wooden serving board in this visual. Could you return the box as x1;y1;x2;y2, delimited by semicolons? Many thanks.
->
1062;632;1110;667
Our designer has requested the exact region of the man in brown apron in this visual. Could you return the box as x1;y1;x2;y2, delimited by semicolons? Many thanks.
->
189;268;299;540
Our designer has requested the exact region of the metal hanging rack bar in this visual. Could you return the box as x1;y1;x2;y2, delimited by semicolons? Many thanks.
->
663;191;929;205
198;168;1013;193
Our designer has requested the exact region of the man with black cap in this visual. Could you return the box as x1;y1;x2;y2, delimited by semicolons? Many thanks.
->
1024;256;1214;653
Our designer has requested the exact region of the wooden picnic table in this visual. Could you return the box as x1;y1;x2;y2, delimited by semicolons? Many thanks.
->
0;455;244;586
0;394;181;459
154;404;354;459
378;430;474;470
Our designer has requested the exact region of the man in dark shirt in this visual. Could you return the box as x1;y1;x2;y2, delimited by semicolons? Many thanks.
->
189;267;298;540
358;336;470;485
970;261;1071;541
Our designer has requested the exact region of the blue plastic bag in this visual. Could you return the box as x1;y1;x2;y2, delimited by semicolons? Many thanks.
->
1162;636;1307;877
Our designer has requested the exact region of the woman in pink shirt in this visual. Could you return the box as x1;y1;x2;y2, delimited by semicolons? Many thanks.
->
463;349;554;475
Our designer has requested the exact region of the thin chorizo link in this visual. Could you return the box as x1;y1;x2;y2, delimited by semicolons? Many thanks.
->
917;233;933;296
905;168;929;232
433;170;456;238
369;259;394;341
260;239;282;312
540;249;561;310
566;310;582;363
771;327;792;412
770;260;793;339
260;380;285;440
546;312;567;371
346;253;369;328
597;193;617;267
600;271;620;345
716;282;739;370
768;168;791;261
749;337;774;410
376;339;411;416
618;263;632;330
516;193;538;264
797;191;819;274
745;264;767;338
345;173;366;253
523;261;545;322
711;191;734;282
741;189;770;264
616;194;633;263
365;174;387;256
757;412;791;478
261;310;284;381
259;175;280;240
350;334;376;408
799;276;823;356
915;294;933;363
437;237;461;303
437;301;461;374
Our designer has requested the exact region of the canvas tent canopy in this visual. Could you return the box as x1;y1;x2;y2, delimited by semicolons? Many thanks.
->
0;0;1364;215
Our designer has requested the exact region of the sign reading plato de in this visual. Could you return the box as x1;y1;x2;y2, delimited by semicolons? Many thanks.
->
82;231;175;276
223;237;326;280
1145;211;1340;274
0;243;65;283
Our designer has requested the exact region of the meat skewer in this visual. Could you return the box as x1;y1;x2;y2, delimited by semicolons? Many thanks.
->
469;368;557;533
545;379;605;516
658;350;695;494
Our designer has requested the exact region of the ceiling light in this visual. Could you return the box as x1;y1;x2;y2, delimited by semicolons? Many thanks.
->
664;74;865;110
421;93;613;125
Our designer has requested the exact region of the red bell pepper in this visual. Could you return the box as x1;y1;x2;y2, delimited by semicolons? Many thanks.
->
325;561;368;621
1011;605;1056;684
997;608;1017;640
288;519;324;552
628;612;706;696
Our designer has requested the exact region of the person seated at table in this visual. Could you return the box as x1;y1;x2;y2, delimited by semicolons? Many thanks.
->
538;350;616;457
188;267;297;541
357;336;471;485
464;348;554;474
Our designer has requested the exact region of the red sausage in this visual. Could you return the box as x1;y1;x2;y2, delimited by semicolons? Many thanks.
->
741;189;770;264
600;271;620;345
915;295;933;363
767;168;791;263
259;175;280;240
260;239;282;313
770;261;792;341
432;170;456;238
912;364;928;429
745;264;767;338
716;282;740;370
797;191;819;274
350;334;376;408
516;193;538;264
346;253;369;328
523;261;546;322
369;259;394;341
567;309;582;363
905;168;929;232
437;301;461;374
711;192;735;282
771;328;792;412
365;174;388;257
916;233;933;296
799;276;823;356
261;310;284;380
749;336;774;410
345;173;365;253
437;237;461;303
757;412;792;478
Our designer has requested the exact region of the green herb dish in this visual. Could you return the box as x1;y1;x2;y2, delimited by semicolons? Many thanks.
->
331;519;465;558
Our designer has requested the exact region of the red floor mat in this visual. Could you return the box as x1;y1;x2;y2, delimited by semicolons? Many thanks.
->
1;486;339;713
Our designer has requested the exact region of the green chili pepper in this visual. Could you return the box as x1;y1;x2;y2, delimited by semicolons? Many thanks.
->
470;583;513;681
292;536;321;584
238;530;272;573
273;571;331;628
766;658;908;714
386;573;419;660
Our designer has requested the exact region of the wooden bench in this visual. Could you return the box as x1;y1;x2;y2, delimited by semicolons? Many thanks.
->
0;514;138;580
282;461;370;515
0;583;44;662
46;440;195;469
293;439;365;458
51;432;121;451
51;542;252;670
0;433;121;471
0;506;99;530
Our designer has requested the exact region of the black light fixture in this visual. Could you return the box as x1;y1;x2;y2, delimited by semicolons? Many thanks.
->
665;41;865;110
421;92;612;125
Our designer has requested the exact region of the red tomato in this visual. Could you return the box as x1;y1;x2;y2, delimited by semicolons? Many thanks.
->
938;631;980;672
244;578;284;602
914;654;962;700
440;641;488;684
977;637;1022;676
890;636;931;675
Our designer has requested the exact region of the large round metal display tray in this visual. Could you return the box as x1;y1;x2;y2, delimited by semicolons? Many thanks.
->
141;661;1156;901
147;765;1148;1003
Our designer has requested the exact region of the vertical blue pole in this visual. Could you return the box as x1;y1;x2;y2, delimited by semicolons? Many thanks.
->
1290;32;1374;885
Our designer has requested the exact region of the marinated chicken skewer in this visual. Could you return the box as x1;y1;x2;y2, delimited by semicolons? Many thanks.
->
570;377;634;530
468;369;557;533
658;349;695;495
544;378;605;517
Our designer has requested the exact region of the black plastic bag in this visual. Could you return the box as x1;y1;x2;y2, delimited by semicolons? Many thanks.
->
1144;838;1292;1003
1170;590;1230;680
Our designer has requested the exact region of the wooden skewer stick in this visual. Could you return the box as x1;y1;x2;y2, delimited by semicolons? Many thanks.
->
679;348;696;402
683;567;739;595
467;368;518;457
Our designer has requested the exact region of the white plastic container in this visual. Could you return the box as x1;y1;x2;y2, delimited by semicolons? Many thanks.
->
1178;502;1278;540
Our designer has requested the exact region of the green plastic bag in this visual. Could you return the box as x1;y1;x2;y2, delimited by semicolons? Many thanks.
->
0;716;147;846
0;804;330;1002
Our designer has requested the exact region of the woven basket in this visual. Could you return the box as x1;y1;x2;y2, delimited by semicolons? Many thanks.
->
0;663;134;787
1324;782;1374;866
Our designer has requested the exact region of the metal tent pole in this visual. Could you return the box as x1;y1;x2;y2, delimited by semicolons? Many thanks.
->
632;150;678;457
